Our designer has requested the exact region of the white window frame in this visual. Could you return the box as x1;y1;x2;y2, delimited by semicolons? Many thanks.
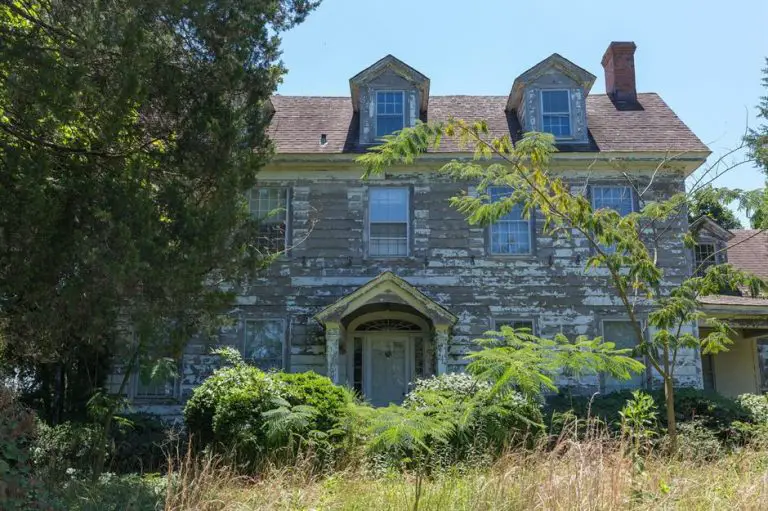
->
540;89;572;138
601;319;647;392
132;362;179;401
242;318;286;371
693;242;717;276
590;185;635;215
491;317;537;336
375;90;406;138
488;186;533;255
367;187;410;257
249;187;290;253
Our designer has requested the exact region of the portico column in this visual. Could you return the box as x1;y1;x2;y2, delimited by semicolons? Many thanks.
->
325;322;341;384
435;325;450;375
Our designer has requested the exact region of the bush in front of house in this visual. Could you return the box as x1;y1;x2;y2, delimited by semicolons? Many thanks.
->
399;373;544;466
183;365;354;466
545;387;761;447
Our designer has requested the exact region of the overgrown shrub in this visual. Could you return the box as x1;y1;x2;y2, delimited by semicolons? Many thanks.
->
389;373;543;468
737;393;768;423
0;385;49;510
672;420;724;461
184;366;353;466
32;413;170;479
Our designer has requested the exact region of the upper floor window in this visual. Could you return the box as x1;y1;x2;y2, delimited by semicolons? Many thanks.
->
489;187;532;255
541;90;571;137
591;186;634;216
694;243;717;276
243;319;285;370
249;188;288;253
369;187;409;257
376;91;405;137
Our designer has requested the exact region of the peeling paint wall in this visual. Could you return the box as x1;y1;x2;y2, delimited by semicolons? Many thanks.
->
131;164;705;416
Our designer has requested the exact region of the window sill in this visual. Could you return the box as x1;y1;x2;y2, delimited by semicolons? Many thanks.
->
485;253;538;260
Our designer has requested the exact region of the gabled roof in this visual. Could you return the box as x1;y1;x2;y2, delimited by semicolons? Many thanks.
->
313;271;457;327
691;216;736;241
267;93;710;155
349;54;430;113
507;53;597;111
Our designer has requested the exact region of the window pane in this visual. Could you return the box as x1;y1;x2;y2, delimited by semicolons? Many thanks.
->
603;321;643;392
244;320;283;370
370;188;408;222
370;223;407;238
489;187;525;221
542;114;571;137
542;90;570;113
370;238;407;257
497;320;535;331
694;243;716;276
376;91;404;137
491;221;530;254
592;186;633;216
250;188;286;222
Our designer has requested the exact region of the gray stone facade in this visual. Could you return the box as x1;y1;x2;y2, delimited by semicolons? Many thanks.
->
128;164;704;417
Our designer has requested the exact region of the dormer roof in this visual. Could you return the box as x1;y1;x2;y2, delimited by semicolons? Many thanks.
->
690;216;736;241
506;53;597;111
349;54;430;113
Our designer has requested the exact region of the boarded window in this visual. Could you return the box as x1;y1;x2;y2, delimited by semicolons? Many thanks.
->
249;188;288;253
369;187;409;257
376;91;405;137
602;320;644;392
541;90;571;137
243;320;284;370
489;187;532;255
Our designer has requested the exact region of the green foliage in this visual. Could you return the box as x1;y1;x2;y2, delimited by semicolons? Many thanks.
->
0;386;49;510
0;0;320;423
619;391;658;450
673;421;724;461
32;413;170;479
54;472;166;511
184;366;352;467
737;393;768;424
688;186;743;229
466;326;645;400
746;58;768;178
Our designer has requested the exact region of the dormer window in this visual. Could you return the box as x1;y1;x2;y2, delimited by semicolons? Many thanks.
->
376;91;405;137
541;90;571;137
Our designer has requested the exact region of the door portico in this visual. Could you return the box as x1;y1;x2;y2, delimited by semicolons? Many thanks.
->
313;272;457;404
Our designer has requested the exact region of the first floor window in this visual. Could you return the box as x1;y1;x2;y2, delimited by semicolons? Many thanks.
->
249;187;288;253
369;187;409;257
602;320;644;392
243;319;284;370
541;90;571;137
489;187;532;254
694;243;716;276
134;361;177;399
495;319;536;332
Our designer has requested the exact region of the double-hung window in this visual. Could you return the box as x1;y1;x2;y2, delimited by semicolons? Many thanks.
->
368;187;409;257
489;187;532;255
134;360;177;400
693;243;716;276
250;188;288;253
602;320;645;392
243;319;285;370
541;90;571;137
376;91;405;137
591;186;634;253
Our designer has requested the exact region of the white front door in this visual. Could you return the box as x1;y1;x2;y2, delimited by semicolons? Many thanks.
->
364;335;413;406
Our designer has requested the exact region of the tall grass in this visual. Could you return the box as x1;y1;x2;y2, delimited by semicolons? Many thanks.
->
160;420;768;510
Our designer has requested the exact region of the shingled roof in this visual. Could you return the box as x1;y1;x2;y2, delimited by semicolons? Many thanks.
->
267;93;710;155
727;230;768;280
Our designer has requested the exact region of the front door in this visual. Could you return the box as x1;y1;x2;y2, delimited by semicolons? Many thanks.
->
364;335;413;406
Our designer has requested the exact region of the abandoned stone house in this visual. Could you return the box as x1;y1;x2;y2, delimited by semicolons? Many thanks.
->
121;41;768;416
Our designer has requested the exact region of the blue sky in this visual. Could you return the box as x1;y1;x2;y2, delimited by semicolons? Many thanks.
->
277;0;768;222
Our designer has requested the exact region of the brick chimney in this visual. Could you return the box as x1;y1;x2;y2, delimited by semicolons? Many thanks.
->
601;42;637;104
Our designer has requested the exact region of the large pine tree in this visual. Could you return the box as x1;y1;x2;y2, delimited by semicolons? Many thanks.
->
0;0;319;421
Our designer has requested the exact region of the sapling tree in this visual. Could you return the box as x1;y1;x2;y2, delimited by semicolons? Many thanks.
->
357;121;767;449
